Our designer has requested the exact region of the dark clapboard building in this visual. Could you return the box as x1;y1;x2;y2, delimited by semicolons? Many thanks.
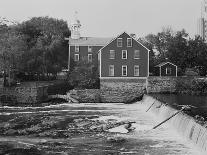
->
155;62;177;77
65;16;150;102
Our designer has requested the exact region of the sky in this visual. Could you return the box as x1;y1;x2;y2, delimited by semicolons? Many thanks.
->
0;0;202;38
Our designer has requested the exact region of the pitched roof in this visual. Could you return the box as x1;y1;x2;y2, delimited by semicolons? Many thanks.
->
155;62;177;67
68;37;113;46
98;31;150;52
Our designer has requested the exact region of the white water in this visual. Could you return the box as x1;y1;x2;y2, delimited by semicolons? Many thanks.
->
0;101;205;154
69;102;204;155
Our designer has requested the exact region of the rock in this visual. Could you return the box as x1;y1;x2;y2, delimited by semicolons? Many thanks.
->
4;129;17;135
106;136;127;143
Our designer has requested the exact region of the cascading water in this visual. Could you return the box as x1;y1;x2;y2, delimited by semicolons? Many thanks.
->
142;95;207;154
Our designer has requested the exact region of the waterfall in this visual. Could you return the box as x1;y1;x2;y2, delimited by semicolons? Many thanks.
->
142;95;207;153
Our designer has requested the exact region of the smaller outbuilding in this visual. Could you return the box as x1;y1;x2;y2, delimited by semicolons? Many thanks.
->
155;62;177;77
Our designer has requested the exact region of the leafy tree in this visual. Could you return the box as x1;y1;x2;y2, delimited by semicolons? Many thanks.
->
16;17;70;80
0;22;26;86
68;60;100;89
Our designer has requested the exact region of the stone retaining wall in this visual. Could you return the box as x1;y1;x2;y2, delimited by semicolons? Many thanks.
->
69;89;100;103
147;76;177;93
100;78;146;103
0;85;48;105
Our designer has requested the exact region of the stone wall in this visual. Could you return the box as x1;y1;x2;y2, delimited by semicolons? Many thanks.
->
147;76;177;93
69;89;100;103
100;78;146;103
0;84;48;105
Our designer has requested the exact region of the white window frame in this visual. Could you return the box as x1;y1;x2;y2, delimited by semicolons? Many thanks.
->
127;38;132;47
75;45;79;52
122;50;127;59
109;50;115;59
88;46;92;52
88;54;92;63
109;65;114;76
134;50;140;59
74;54;79;61
134;65;140;76
117;38;123;47
166;67;172;75
122;65;127;76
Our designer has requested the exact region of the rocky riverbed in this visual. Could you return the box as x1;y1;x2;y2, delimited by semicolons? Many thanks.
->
0;102;203;155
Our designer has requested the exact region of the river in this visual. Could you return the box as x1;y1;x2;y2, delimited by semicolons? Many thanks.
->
0;101;204;155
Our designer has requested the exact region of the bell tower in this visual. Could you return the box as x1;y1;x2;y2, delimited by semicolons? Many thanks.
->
70;11;81;39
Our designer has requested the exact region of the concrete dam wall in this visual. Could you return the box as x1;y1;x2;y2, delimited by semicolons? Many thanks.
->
142;95;207;154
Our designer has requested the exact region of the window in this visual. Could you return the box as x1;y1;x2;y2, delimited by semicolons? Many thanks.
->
109;50;115;59
134;65;140;76
88;54;92;62
75;46;79;52
166;67;172;75
74;54;79;61
122;50;127;59
117;38;123;47
88;46;92;52
122;65;127;76
109;65;114;76
134;50;140;59
127;38;132;47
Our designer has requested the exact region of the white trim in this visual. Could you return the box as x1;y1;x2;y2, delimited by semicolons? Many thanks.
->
88;54;92;63
122;65;127;76
88;46;92;52
166;67;171;75
98;31;150;53
134;50;140;59
109;65;114;76
117;38;123;47
75;45;79;52
176;66;178;77
74;54;79;61
100;50;102;78
100;77;147;80
127;38;132;47
147;48;149;77
70;44;105;46
68;45;70;71
134;65;140;76
122;50;127;59
157;62;177;67
109;50;115;59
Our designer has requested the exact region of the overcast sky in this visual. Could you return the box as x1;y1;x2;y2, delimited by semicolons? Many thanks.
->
0;0;201;38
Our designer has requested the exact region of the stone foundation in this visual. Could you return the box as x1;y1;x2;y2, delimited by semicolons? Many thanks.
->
0;83;48;105
69;89;100;103
147;76;177;93
100;78;146;103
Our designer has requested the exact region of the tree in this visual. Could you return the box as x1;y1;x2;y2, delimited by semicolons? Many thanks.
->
0;20;26;86
68;60;100;89
16;17;70;80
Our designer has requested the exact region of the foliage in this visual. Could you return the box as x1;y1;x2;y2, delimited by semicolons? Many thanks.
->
0;21;27;85
68;60;100;89
144;27;207;76
16;16;70;80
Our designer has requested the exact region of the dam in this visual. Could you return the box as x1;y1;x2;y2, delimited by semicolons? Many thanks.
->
0;96;205;155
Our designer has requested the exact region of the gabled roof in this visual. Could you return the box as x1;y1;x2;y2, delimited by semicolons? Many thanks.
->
68;37;113;46
155;62;177;67
98;31;150;52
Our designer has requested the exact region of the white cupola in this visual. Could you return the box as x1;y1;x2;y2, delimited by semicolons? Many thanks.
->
70;11;81;39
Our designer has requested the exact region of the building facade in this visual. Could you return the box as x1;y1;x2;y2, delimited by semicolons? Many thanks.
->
155;62;177;77
100;32;149;78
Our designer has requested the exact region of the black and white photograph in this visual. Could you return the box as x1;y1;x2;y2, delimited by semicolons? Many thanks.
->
0;0;207;154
